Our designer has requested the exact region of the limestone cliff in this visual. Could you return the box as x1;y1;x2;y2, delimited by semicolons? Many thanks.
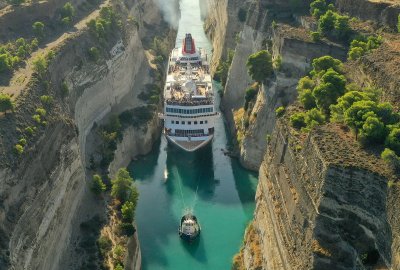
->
0;0;177;269
238;121;400;269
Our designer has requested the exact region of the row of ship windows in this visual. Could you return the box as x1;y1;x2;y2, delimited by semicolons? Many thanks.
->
180;57;199;61
171;120;208;125
166;107;213;114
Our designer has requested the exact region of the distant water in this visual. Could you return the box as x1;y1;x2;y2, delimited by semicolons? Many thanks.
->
128;1;258;269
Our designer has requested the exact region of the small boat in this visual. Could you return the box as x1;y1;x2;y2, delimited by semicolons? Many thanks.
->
179;213;201;241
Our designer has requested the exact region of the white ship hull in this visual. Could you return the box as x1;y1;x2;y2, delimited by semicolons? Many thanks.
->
165;133;214;152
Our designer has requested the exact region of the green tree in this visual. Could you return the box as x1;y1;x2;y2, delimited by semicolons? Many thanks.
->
359;114;387;143
313;69;346;113
91;174;106;195
344;100;378;135
311;31;321;42
111;168;134;202
330;91;371;122
115;264;124;270
318;10;336;34
246;50;273;83
97;235;112;256
311;56;343;75
300;89;317;109
0;93;14;114
385;127;400;155
310;0;332;19
121;201;135;222
348;46;364;60
14;144;24;155
32;22;45;39
61;2;75;19
333;14;351;41
0;54;12;73
290;112;307;129
305;108;326;128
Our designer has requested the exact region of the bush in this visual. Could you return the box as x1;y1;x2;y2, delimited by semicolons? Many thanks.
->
61;2;75;22
313;69;346;113
385;128;400;155
330;91;371;122
238;8;247;22
115;264;124;270
113;245;125;264
310;0;334;19
14;144;24;155
0;54;12;73
381;148;400;172
40;95;53;105
300;89;317;110
35;108;46;117
119;223;135;236
97;235;112;256
214;49;234;87
32;22;45;39
61;80;69;97
111;168;138;203
121;201;135;222
348;36;382;61
247;50;273;83
33;56;48;79
359;114;387;144
290;112;307;129
275;106;285;117
25;126;36;136
305;108;326;128
91;174;106;195
311;56;343;75
398;14;400;33
311;31;321;42
0;93;14;114
19;138;27;146
88;47;100;62
244;86;258;110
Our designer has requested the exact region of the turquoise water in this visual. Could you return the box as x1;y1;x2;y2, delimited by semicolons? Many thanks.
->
128;1;258;269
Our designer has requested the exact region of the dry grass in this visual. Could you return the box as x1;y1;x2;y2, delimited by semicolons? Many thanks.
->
311;239;332;258
233;108;246;145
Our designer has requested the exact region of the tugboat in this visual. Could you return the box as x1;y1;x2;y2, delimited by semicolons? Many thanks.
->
179;213;201;241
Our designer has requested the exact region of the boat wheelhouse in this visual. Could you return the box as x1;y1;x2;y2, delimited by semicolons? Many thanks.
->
161;33;217;152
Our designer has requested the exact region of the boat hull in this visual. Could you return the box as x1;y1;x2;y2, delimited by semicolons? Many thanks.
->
165;134;213;152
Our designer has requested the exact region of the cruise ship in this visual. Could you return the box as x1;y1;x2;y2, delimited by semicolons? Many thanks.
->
160;33;217;152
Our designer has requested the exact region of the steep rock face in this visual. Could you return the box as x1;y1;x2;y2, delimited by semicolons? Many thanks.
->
201;0;244;72
230;18;346;170
241;122;400;269
336;0;400;30
0;0;177;269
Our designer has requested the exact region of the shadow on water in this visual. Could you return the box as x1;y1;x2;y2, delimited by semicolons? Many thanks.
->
180;234;208;263
165;143;216;202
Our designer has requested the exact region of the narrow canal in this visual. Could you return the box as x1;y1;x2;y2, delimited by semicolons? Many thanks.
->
128;1;258;269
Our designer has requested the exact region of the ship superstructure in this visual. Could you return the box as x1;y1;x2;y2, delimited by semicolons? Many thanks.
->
161;33;217;152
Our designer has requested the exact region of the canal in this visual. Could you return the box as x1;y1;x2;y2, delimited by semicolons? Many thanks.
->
128;0;258;269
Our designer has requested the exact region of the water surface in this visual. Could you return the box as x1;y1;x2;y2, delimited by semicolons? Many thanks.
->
128;1;258;269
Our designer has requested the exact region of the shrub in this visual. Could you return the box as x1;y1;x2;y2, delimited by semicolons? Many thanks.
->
61;2;75;20
33;56;48;79
305;108;326;128
25;126;36;136
121;201;135;222
88;47;100;62
290;112;307;129
32;114;41;124
359;114;387;144
91;174;106;195
35;108;46;116
0;93;14;114
311;31;321;42
113;245;125;264
97;235;112;256
119;223;135;236
61;80;69;97
19;138;27;146
247;50;273;83
0;54;12;73
348;46;364;60
115;264;124;270
238;8;247;22
311;56;343;75
398;14;400;33
244;86;258;110
313;69;346;113
385;128;400;155
275;106;285;117
32;22;45;39
381;148;400;172
40;95;53;105
310;0;333;19
14;144;24;155
300;89;317;110
111;168;138;203
214;49;234;87
330;91;371;122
